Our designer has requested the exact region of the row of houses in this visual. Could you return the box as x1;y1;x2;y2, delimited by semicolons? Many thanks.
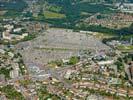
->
2;24;28;40
116;3;133;13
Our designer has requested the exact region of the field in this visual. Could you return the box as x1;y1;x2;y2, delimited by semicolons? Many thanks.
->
44;11;66;19
117;45;133;51
47;5;62;13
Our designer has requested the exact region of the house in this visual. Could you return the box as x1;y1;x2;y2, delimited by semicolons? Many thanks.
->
2;24;13;40
10;69;19;79
2;31;11;40
62;59;69;64
13;28;22;33
64;70;75;79
97;60;114;65
108;78;122;85
8;52;14;58
116;3;133;13
0;49;5;54
10;63;19;78
4;24;14;30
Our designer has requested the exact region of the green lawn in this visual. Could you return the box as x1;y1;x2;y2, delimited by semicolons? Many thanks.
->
47;5;62;13
117;45;133;50
44;11;66;19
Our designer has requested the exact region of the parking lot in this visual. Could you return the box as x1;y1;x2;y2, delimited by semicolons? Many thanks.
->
16;28;110;67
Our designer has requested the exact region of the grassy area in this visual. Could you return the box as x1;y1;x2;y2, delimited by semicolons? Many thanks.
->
117;45;133;50
75;24;118;35
120;34;133;40
44;11;66;19
0;67;13;79
48;60;63;68
19;80;33;87
92;32;116;40
69;56;80;65
74;3;115;14
47;5;62;13
0;85;24;100
22;34;36;41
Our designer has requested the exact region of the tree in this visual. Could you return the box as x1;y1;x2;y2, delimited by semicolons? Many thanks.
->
69;56;79;65
0;85;24;100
